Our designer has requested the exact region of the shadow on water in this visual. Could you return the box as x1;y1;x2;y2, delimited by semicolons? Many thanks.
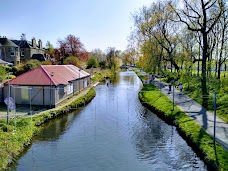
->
132;107;208;170
9;108;83;171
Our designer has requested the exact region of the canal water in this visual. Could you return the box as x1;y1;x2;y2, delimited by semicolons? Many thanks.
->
11;71;207;171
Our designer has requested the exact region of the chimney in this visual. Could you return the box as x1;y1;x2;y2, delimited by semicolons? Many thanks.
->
32;37;36;48
38;39;42;49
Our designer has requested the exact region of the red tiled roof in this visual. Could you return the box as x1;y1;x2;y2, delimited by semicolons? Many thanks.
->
8;65;90;86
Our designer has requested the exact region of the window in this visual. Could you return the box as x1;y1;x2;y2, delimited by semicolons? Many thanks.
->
21;48;24;56
67;83;73;95
10;47;15;56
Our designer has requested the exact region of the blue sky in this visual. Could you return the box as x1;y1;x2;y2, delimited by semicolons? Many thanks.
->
1;0;152;51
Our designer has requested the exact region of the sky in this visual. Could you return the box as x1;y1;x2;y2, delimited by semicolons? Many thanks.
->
0;0;152;52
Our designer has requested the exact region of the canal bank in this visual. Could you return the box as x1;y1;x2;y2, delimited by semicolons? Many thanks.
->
0;85;96;169
135;70;228;171
12;71;207;171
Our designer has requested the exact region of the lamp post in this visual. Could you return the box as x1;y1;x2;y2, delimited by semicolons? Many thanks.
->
50;72;54;108
6;72;10;124
214;92;217;145
79;68;81;92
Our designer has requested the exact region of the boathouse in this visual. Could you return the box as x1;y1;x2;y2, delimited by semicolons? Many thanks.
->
3;65;90;107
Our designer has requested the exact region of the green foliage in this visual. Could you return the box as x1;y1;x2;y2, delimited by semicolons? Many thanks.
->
4;66;12;73
42;60;53;65
99;61;106;69
63;56;80;66
86;56;98;69
0;65;7;81
0;118;36;169
24;60;41;72
13;60;41;76
90;69;113;83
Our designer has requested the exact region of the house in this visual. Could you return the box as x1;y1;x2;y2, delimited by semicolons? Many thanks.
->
0;37;20;65
4;65;90;107
12;38;45;62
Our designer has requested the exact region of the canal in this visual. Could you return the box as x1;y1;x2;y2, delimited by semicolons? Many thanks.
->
11;71;207;171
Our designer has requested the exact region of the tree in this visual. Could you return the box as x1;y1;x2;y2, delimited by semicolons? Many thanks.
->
58;34;88;61
86;56;98;69
216;4;228;79
90;48;106;62
63;56;80;66
45;41;55;58
106;47;121;71
170;0;224;107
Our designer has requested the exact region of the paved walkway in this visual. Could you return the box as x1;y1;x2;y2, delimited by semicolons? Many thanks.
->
136;69;228;152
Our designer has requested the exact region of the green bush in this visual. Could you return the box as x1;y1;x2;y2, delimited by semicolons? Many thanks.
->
13;60;41;76
63;56;80;66
86;56;98;69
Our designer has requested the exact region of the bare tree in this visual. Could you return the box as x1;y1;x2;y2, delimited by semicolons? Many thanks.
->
170;0;224;107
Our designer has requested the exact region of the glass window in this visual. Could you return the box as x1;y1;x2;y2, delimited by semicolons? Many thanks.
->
10;47;15;56
21;48;24;56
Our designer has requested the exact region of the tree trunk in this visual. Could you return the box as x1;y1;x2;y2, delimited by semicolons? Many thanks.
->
198;43;200;76
218;61;221;80
202;32;208;108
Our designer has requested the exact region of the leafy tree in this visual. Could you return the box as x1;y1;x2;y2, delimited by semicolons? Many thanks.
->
86;56;98;69
58;34;88;61
90;48;106;62
63;56;80;66
99;61;106;69
45;41;55;58
106;47;121;70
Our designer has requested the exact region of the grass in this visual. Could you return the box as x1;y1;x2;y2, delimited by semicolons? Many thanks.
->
89;68;116;83
0;87;96;169
136;71;228;170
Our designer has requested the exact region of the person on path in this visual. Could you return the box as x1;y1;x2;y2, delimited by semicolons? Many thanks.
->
168;84;172;94
179;83;183;94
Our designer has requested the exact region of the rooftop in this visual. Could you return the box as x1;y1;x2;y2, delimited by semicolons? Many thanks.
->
8;65;90;86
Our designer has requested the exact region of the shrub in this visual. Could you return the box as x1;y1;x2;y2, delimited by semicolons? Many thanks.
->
63;56;80;66
86;56;98;69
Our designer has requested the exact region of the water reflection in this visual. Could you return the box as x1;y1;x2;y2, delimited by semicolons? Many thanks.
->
36;109;82;141
12;71;207;171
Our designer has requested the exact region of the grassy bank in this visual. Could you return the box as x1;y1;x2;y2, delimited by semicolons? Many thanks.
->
138;83;228;170
90;68;117;83
134;69;228;170
0;87;96;169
